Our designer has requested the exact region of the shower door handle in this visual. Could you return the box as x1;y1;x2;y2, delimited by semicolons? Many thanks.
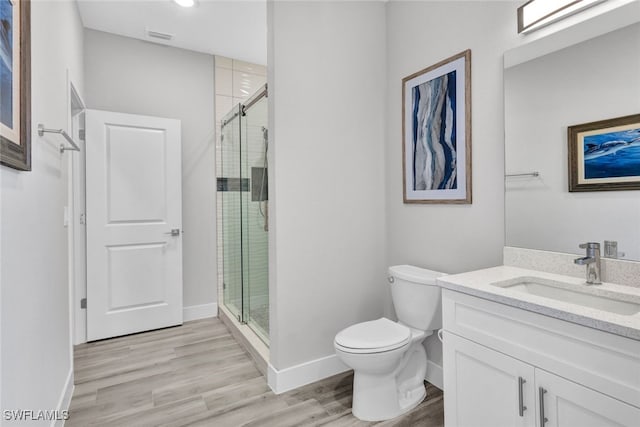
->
164;229;181;237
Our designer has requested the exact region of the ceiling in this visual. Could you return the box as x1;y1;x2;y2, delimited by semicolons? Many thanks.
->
76;0;267;65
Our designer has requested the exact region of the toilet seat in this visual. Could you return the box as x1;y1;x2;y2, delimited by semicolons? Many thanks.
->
335;318;411;354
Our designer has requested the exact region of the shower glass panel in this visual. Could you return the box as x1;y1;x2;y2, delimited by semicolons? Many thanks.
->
241;95;269;343
221;105;243;322
220;85;269;345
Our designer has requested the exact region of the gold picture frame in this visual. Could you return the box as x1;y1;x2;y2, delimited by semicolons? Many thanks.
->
0;0;31;171
568;114;640;192
402;50;472;204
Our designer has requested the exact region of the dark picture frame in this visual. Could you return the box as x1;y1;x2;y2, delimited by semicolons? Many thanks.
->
402;49;472;204
568;114;640;192
0;0;31;171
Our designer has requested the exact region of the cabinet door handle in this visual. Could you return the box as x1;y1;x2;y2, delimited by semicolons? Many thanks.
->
518;377;527;416
538;387;548;427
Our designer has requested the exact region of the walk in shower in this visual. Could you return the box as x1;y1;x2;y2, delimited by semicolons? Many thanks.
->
219;85;269;345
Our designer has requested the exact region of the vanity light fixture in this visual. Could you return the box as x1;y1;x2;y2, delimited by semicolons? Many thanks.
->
517;0;604;34
173;0;195;7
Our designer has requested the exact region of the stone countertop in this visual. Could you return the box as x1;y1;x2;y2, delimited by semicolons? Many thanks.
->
436;265;640;341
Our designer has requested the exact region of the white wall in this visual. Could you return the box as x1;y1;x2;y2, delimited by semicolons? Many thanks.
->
268;0;387;382
83;30;217;313
1;0;84;420
385;1;520;370
386;0;521;277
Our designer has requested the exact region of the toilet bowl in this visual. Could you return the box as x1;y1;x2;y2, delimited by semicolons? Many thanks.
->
334;265;444;421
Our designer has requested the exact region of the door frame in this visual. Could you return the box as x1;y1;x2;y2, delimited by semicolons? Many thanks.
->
67;74;87;345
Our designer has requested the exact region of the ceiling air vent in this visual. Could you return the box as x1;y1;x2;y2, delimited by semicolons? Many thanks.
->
146;29;174;41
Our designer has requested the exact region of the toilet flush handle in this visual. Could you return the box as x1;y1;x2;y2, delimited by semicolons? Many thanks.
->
388;276;395;284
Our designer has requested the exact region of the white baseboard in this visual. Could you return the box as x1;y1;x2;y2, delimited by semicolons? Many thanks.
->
54;369;74;427
426;360;443;391
267;354;442;395
268;354;350;394
183;303;218;322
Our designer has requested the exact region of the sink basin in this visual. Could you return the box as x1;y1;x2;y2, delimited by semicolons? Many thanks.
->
491;277;640;316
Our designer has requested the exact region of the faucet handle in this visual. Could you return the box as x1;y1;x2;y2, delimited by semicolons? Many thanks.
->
579;242;600;249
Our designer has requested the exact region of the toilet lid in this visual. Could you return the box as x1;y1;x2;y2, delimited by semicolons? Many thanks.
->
335;318;411;352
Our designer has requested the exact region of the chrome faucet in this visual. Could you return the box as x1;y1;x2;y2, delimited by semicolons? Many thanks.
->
574;242;602;285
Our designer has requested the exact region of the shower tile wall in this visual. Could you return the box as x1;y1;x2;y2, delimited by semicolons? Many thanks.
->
215;56;267;314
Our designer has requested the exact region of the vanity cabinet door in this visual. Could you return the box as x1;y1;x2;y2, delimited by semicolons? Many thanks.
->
535;369;640;427
443;332;536;427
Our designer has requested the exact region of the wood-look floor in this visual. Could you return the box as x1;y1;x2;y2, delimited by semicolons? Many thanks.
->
68;318;444;426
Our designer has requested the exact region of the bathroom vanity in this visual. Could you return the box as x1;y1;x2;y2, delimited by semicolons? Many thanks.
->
437;266;640;427
447;5;640;426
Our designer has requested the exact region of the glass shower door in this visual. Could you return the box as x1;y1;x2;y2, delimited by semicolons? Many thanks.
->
219;86;269;345
241;96;269;343
221;105;243;321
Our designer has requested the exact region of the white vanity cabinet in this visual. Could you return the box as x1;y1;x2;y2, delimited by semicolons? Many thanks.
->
444;332;535;427
442;289;640;427
535;368;639;427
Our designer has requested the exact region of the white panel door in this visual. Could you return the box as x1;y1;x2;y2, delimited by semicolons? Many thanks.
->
535;369;640;427
86;109;182;341
443;331;536;427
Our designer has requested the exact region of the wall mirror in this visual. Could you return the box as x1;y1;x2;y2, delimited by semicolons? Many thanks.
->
504;21;640;261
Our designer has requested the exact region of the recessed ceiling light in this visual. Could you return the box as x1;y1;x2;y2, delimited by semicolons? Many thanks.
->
173;0;195;8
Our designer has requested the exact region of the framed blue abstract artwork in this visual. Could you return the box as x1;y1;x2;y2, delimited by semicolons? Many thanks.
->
568;114;640;192
402;49;471;204
0;0;30;171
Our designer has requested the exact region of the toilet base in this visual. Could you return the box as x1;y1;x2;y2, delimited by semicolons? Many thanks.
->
350;343;429;421
399;383;427;413
351;370;427;421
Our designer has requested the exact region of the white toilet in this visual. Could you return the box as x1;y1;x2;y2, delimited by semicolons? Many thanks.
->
334;265;444;421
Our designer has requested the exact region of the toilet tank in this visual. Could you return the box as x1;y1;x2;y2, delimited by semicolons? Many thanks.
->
388;265;445;331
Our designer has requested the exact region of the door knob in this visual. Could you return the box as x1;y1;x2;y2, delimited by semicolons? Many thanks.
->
165;229;181;237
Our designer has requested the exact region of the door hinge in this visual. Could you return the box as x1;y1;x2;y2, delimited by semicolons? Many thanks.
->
80;298;87;309
79;129;86;141
223;282;226;289
80;213;86;225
